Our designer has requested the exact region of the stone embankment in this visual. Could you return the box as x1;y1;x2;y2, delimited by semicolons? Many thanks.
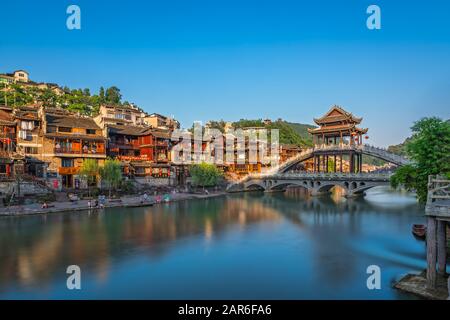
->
0;191;226;216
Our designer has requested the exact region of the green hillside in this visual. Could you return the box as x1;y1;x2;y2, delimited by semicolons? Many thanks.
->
231;119;314;147
0;82;133;116
285;122;315;146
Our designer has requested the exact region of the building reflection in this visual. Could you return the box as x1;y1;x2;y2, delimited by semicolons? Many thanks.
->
0;196;282;292
0;190;420;294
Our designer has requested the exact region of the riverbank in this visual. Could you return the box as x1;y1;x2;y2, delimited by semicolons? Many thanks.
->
394;271;449;300
0;191;227;217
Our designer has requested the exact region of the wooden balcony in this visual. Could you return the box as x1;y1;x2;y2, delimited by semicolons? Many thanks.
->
58;167;80;175
54;147;106;157
117;155;149;161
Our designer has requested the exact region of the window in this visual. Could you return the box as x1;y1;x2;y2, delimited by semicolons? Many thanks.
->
58;127;72;133
86;129;96;135
47;126;57;133
25;147;38;154
61;159;74;167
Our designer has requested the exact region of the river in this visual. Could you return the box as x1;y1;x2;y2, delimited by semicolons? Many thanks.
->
0;186;426;299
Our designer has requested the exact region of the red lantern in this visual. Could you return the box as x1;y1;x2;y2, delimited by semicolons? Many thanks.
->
365;136;369;139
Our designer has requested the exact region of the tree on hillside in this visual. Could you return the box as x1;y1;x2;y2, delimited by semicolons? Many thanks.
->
105;86;122;104
207;120;227;133
99;86;105;102
0;84;33;107
100;159;123;198
190;162;223;190
83;88;91;96
390;117;450;203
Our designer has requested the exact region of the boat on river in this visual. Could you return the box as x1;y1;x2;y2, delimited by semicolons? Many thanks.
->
412;224;426;239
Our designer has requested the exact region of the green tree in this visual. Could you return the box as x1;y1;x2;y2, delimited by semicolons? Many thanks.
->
190;162;223;190
105;86;122;104
100;159;123;198
79;159;100;197
99;86;105;102
83;88;91;96
390;117;450;203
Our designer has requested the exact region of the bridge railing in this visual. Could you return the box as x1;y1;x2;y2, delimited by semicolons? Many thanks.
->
247;172;392;180
227;143;408;186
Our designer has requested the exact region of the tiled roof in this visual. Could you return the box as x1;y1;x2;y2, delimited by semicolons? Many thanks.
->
46;114;101;130
107;124;151;136
308;124;368;134
150;129;171;139
0;109;14;125
313;105;362;125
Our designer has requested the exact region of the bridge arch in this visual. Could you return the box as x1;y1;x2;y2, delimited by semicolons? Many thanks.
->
267;181;311;192
244;181;266;191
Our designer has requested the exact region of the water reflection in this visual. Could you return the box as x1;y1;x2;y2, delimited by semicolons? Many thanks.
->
0;187;425;299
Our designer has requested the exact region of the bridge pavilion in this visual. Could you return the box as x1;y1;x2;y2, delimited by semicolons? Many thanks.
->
308;106;368;173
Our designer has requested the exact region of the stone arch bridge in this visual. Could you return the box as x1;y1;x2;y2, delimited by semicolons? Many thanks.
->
227;144;409;197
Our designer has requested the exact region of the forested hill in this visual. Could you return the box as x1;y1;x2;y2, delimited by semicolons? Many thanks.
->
207;119;315;147
285;122;315;145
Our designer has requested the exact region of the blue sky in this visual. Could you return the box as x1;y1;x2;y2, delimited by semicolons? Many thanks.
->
1;0;449;146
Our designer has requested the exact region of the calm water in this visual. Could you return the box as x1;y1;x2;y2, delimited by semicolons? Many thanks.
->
0;187;427;299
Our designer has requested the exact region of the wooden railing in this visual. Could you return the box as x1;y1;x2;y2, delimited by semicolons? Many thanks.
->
58;167;80;175
54;148;105;155
427;175;450;205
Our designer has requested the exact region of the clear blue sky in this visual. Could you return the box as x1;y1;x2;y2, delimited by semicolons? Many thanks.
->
1;0;449;146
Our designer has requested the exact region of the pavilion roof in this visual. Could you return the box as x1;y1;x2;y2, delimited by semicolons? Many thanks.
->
313;105;362;125
308;123;368;134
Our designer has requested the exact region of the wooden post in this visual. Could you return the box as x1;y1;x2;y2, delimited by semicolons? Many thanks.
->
359;154;363;172
426;217;437;289
326;155;329;173
340;154;343;172
349;153;353;173
437;220;447;275
334;155;337;172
